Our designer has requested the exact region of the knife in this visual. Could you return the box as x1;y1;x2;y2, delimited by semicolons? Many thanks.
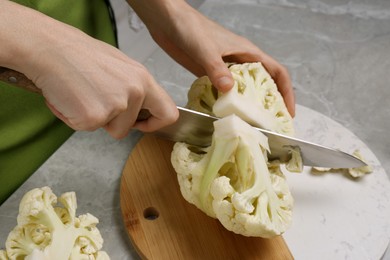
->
155;106;366;168
0;67;367;168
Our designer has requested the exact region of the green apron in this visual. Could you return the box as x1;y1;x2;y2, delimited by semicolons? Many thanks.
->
0;0;117;204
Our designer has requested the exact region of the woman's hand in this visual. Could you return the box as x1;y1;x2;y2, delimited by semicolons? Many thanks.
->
1;1;178;139
29;28;178;139
128;0;295;117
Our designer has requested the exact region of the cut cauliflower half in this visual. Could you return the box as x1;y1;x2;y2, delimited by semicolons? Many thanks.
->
171;115;293;237
186;62;294;136
0;187;109;260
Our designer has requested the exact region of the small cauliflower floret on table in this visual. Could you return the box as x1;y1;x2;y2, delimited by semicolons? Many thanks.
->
312;149;373;178
348;150;373;177
171;115;293;238
187;62;294;136
0;187;109;260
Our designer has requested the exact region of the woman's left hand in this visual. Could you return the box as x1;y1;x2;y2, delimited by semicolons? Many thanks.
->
133;1;295;117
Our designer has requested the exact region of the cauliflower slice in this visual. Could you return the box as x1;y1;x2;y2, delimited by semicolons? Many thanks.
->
0;187;109;260
285;146;303;173
171;115;293;237
187;62;294;136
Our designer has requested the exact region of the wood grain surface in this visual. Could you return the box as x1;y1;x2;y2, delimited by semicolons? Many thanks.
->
120;134;293;260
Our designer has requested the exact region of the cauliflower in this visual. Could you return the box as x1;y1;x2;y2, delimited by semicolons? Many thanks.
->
312;149;372;178
0;187;109;260
348;150;373;177
285;146;303;173
0;251;8;260
171;115;293;237
187;62;294;136
171;62;297;238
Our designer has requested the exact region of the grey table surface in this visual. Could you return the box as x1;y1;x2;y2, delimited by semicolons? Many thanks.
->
1;0;389;259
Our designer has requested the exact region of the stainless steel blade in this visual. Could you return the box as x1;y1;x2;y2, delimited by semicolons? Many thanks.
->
154;106;367;168
154;107;215;147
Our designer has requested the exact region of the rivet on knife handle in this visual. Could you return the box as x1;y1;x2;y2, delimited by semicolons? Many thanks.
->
0;66;41;94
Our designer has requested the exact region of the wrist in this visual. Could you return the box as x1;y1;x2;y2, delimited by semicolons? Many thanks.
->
126;0;191;28
0;2;39;70
0;1;76;76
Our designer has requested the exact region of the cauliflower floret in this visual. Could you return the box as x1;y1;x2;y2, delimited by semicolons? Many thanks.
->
0;250;8;260
171;143;208;206
0;187;109;260
311;149;372;178
285;146;303;173
348;150;373;178
186;76;218;115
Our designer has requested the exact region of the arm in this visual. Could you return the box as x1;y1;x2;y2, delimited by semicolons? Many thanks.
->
0;0;178;139
126;0;295;116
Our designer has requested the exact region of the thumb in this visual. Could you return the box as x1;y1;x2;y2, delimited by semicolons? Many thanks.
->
203;59;234;93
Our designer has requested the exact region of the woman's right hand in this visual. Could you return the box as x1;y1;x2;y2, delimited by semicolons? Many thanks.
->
28;26;179;139
0;1;178;139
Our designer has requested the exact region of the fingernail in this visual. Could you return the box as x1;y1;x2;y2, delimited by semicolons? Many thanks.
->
217;76;233;91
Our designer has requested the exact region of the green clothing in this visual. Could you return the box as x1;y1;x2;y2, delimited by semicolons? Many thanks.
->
0;0;117;205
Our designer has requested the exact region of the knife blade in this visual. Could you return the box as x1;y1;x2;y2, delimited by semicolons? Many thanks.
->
0;67;366;168
154;106;367;168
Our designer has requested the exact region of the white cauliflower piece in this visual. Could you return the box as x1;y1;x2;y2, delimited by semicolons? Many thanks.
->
311;149;372;178
171;143;208;206
285;146;303;173
348;150;373;178
186;62;294;136
171;115;293;237
186;76;218;115
0;250;9;260
0;187;109;260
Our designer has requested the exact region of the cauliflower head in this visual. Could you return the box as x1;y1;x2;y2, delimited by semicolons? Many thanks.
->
186;62;294;136
171;115;293;237
0;187;109;260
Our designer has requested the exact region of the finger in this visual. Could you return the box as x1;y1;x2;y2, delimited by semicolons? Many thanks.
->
103;109;137;139
134;112;175;132
272;67;295;117
103;98;143;139
134;102;178;132
134;87;178;132
46;98;118;131
134;107;178;132
200;56;234;93
45;100;82;130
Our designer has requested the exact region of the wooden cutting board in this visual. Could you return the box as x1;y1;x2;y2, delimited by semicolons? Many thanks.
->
120;134;293;260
